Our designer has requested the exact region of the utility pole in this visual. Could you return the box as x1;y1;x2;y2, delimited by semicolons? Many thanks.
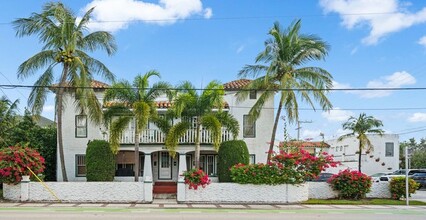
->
296;120;312;141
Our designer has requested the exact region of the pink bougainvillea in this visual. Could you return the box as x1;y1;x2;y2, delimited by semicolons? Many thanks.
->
182;168;211;190
0;146;45;184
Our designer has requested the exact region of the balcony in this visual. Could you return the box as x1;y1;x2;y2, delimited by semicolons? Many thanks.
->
107;128;232;144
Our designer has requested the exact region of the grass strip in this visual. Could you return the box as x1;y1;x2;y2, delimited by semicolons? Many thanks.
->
303;198;426;205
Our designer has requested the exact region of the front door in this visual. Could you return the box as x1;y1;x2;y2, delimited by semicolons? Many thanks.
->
159;151;172;179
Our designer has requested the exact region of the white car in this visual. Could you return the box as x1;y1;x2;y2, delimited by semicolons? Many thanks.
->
378;169;426;182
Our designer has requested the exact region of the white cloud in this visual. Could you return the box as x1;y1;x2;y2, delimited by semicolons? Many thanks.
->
43;105;55;113
408;113;426;122
82;0;213;32
322;107;353;122
319;0;426;45
334;71;416;98
350;46;358;55
418;36;426;47
302;129;322;140
236;45;245;54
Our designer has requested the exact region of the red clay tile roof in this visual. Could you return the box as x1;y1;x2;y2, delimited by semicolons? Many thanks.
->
281;141;330;148
223;79;252;90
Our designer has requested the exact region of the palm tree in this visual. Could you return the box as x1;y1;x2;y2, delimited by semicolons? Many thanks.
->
103;71;172;181
0;96;19;147
338;113;384;172
13;3;117;181
165;81;239;169
237;19;333;163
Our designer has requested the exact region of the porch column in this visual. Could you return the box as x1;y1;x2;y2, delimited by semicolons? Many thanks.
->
177;152;187;203
178;152;187;175
143;153;153;180
143;153;153;203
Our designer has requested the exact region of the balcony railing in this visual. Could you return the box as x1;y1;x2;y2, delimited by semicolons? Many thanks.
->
106;128;232;144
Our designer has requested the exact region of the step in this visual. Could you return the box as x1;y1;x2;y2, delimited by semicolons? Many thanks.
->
154;182;177;186
153;185;177;194
153;194;177;200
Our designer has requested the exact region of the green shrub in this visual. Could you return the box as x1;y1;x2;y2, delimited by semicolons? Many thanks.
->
328;169;372;200
217;140;249;182
389;177;419;200
86;140;115;181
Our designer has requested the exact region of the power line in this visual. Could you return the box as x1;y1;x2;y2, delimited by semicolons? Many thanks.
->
0;72;26;100
398;128;426;135
2;84;426;91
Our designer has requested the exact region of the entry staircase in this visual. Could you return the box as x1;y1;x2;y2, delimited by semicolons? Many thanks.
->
153;182;177;199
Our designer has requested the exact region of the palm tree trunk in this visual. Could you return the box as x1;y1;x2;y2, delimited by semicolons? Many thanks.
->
358;141;362;172
134;120;140;182
267;99;284;163
57;66;68;182
194;120;201;169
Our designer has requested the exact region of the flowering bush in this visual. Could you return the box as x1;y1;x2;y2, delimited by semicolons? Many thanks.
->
230;149;338;185
182;168;211;190
0;146;45;184
389;177;419;200
328;169;372;200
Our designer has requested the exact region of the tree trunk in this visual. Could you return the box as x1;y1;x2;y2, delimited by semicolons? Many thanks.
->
194;120;201;169
134;120;140;182
266;99;284;163
57;66;68;182
358;141;362;172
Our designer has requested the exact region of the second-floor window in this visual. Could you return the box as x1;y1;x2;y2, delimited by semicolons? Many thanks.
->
249;90;257;99
243;115;256;138
385;142;394;157
75;115;87;138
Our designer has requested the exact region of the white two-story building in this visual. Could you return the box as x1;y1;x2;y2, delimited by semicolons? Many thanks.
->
326;134;400;175
57;79;274;183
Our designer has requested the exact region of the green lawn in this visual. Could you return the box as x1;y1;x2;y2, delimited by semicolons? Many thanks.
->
303;198;426;205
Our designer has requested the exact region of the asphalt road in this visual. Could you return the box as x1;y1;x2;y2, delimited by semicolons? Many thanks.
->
0;207;425;220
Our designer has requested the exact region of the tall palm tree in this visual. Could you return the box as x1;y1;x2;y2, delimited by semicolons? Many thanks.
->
0;96;19;147
165;81;239;169
103;71;172;181
237;19;333;163
338;113;384;172
13;2;117;181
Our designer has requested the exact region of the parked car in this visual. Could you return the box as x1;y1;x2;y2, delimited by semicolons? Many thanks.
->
411;173;426;189
370;172;392;182
379;169;426;182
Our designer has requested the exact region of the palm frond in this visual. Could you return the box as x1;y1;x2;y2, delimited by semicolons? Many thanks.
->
201;114;221;151
165;121;191;158
109;116;132;154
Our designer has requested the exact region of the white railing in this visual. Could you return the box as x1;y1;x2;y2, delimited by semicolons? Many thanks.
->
108;128;231;144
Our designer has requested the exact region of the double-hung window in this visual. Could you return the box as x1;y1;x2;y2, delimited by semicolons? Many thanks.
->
243;115;256;138
75;115;87;138
75;155;86;177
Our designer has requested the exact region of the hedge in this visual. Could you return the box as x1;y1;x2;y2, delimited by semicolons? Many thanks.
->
217;140;249;182
86;140;115;181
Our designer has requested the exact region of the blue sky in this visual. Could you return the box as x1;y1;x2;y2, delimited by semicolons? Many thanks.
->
1;0;426;142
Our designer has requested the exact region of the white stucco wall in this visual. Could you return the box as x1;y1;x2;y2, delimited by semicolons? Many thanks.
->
224;91;274;164
2;184;21;201
308;182;391;199
180;183;308;204
4;182;148;203
58;93;105;181
326;134;400;175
